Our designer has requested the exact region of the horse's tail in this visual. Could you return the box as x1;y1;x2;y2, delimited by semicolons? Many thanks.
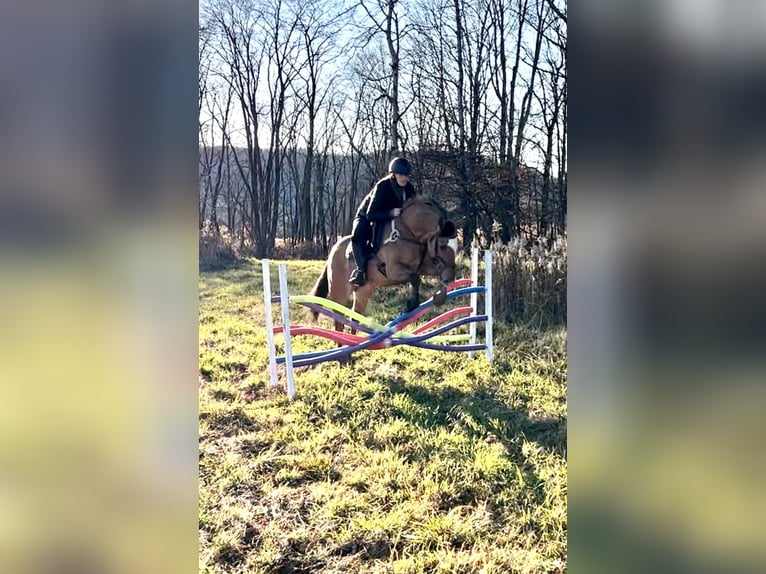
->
308;263;330;321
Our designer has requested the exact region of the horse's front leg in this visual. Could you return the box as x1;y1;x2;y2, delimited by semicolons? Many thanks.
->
405;273;421;313
381;260;421;313
432;284;448;307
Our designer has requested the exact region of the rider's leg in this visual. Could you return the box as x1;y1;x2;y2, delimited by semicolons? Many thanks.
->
348;217;370;287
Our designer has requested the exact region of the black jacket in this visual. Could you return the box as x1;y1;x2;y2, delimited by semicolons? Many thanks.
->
355;175;416;223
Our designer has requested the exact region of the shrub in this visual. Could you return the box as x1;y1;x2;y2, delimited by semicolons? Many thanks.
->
271;239;327;260
199;225;238;271
491;234;567;326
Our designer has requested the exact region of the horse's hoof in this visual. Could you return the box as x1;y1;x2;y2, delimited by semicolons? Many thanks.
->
405;299;419;313
433;288;447;307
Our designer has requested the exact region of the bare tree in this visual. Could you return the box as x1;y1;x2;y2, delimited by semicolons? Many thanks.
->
545;0;566;24
532;55;564;236
356;0;407;154
292;0;344;241
553;11;567;232
206;0;266;249
198;0;567;258
489;0;509;163
513;0;547;168
204;0;301;256
342;45;394;176
199;24;213;229
334;88;367;231
208;81;234;235
283;97;306;243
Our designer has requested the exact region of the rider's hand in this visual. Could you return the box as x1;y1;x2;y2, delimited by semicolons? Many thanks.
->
391;208;402;217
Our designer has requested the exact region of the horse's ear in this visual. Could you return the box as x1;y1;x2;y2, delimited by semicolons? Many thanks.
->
440;220;457;238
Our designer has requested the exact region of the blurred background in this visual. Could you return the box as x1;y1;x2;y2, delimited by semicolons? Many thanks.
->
0;0;198;572
570;0;766;572
2;0;766;571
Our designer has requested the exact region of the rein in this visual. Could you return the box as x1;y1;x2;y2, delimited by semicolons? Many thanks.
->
384;218;427;248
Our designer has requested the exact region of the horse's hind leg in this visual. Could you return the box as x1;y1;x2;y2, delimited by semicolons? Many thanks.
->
328;279;353;333
329;280;357;365
351;284;376;335
325;241;354;331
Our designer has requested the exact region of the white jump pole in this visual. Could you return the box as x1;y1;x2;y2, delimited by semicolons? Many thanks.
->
468;247;479;358
262;260;279;387
278;263;296;399
484;250;494;362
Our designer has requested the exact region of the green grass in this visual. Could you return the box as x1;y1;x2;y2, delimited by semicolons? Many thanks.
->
199;259;567;573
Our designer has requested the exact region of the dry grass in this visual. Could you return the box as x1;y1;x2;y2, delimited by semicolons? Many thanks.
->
199;226;238;271
492;235;567;327
199;259;567;573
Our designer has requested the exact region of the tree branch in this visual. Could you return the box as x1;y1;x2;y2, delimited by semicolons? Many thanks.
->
545;0;566;24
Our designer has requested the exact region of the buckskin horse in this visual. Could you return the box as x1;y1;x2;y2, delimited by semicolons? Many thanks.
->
309;198;457;332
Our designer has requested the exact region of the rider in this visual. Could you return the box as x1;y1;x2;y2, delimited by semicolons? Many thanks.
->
348;156;417;287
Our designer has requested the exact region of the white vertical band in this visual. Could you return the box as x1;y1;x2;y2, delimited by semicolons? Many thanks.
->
469;247;479;358
485;250;494;362
278;263;295;399
262;260;279;387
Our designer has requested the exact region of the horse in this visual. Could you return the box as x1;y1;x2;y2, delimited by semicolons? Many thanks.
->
309;198;458;332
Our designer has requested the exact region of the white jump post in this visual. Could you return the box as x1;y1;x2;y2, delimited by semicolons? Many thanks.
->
484;250;494;362
468;247;479;358
278;263;296;399
262;260;279;388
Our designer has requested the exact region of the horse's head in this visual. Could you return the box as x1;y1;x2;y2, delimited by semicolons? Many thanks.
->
417;235;457;306
400;199;458;302
418;222;457;285
435;237;457;281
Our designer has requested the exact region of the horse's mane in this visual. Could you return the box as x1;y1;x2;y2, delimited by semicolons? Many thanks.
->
403;196;449;219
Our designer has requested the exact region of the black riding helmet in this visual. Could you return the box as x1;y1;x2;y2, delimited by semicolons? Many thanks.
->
388;157;412;176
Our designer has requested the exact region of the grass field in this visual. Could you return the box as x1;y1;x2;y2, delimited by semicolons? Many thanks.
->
199;258;567;573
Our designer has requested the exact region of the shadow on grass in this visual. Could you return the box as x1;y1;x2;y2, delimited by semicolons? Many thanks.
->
379;376;566;514
199;407;259;435
385;377;566;456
